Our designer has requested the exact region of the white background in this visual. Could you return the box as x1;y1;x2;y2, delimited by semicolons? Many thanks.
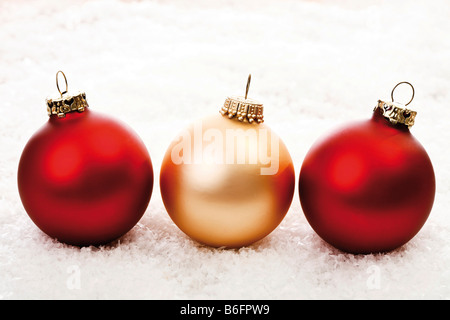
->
1;0;449;299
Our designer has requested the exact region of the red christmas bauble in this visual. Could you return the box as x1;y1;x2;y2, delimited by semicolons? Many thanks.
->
299;100;435;254
18;76;153;246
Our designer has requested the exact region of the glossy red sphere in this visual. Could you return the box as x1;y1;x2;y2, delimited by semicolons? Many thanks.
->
299;111;435;254
18;109;153;246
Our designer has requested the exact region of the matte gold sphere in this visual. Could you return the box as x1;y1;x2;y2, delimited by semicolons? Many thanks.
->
160;114;295;248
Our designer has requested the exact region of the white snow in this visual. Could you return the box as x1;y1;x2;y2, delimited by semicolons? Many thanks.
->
1;0;449;299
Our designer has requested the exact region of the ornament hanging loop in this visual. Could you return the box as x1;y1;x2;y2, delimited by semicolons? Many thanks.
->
47;71;88;118
220;73;263;123
391;81;415;106
376;81;418;128
56;70;68;97
245;74;251;100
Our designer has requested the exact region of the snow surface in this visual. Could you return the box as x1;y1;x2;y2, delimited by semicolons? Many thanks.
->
1;0;449;300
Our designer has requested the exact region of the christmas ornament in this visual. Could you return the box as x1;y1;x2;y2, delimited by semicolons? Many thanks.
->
299;82;435;254
160;75;295;248
18;71;154;246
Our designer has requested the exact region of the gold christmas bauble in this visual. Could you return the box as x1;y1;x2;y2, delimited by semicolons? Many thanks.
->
160;77;295;248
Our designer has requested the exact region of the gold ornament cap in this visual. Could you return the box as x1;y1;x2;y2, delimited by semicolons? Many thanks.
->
219;74;264;124
46;71;89;118
374;81;417;128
